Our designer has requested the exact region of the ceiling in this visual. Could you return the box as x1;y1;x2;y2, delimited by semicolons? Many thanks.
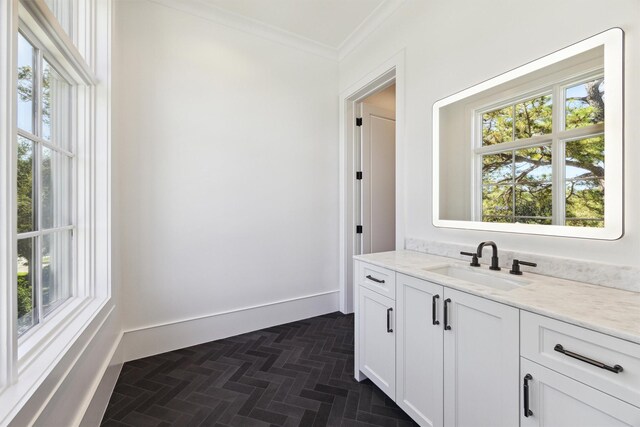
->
200;0;389;49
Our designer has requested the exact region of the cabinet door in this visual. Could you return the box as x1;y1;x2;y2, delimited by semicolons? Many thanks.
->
396;274;444;427
358;287;396;399
521;358;640;427
443;288;519;427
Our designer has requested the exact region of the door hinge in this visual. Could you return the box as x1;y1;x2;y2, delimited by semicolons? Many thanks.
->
356;171;363;180
356;225;363;234
356;117;363;127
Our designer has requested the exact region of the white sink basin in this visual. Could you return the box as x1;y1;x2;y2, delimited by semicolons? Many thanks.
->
424;265;530;291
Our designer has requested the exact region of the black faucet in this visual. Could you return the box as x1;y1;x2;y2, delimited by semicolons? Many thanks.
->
460;251;480;267
476;241;501;271
509;259;537;275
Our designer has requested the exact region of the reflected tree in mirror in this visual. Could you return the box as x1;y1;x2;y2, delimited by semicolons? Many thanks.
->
482;146;552;223
565;135;604;226
481;81;604;227
515;95;552;139
566;79;604;129
482;106;513;145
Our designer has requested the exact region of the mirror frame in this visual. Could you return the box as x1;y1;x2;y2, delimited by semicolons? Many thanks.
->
432;28;624;240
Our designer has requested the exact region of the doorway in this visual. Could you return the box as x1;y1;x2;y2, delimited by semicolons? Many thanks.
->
357;84;396;255
339;53;404;314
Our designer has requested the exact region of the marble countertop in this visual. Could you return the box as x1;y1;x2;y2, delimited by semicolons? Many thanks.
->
354;250;640;345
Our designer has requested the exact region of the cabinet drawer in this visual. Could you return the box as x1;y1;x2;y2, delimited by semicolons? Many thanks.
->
358;262;396;299
521;358;640;427
521;311;640;407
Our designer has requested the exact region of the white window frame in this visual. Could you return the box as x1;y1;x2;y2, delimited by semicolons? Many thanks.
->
473;70;605;226
0;0;112;423
16;25;78;340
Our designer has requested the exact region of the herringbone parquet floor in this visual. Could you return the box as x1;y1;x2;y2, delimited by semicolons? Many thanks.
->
101;312;418;427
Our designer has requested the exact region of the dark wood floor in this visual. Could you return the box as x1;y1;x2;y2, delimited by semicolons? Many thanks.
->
101;312;417;427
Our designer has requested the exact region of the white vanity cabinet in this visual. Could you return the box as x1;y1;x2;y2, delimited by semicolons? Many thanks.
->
520;312;640;427
354;259;640;427
442;287;519;427
394;273;519;427
358;286;396;399
355;261;397;398
396;274;444;427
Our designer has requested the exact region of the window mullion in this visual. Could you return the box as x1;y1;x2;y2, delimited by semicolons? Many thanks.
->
475;135;553;155
511;150;516;222
511;105;515;142
17;128;75;158
34;48;42;138
34;47;43;328
556;123;605;142
551;83;565;225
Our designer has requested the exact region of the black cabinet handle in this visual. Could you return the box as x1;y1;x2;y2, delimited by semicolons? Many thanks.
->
554;344;623;373
443;298;451;330
432;294;440;325
386;308;393;333
523;374;533;417
366;275;385;284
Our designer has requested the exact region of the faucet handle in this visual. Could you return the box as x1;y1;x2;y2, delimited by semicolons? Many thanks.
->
510;259;537;275
460;251;480;267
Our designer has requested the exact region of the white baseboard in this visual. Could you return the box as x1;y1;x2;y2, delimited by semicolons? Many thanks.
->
122;290;341;362
78;334;123;427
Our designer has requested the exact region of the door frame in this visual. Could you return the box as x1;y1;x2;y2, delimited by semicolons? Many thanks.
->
338;51;405;313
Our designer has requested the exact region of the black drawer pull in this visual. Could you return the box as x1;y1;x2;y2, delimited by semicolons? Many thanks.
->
443;298;451;330
386;308;393;333
554;344;623;373
366;274;385;284
432;294;440;325
523;374;533;417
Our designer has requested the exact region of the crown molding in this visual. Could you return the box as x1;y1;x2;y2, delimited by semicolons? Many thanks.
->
136;0;403;63
146;0;338;60
338;0;405;61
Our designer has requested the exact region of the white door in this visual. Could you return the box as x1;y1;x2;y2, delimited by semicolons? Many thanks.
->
361;103;395;254
521;358;640;427
396;274;444;427
443;288;519;427
358;287;396;399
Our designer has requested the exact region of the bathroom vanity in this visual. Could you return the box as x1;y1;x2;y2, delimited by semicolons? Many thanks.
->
354;250;640;427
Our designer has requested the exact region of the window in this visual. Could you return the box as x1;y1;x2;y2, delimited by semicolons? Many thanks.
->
476;74;605;227
16;31;74;337
1;0;110;421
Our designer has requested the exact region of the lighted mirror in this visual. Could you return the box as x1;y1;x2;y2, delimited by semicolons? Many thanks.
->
433;28;623;239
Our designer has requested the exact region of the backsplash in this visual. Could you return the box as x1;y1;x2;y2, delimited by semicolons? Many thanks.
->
405;237;640;294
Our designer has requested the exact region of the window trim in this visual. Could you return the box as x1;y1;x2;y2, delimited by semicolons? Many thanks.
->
472;71;605;226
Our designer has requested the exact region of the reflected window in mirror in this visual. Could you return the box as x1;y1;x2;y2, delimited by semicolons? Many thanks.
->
476;75;604;227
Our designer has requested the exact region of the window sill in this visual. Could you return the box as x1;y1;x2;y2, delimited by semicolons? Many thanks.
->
0;295;111;425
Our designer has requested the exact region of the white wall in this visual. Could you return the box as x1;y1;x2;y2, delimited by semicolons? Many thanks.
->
340;0;640;265
113;1;339;351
